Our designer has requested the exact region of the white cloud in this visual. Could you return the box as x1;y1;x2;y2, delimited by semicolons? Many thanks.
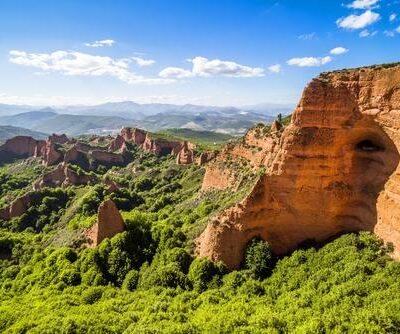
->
159;56;264;79
359;29;378;37
347;0;379;9
287;56;332;67
390;13;397;22
330;47;349;55
298;32;317;40
131;56;155;67
337;10;380;30
268;64;281;73
84;39;115;47
191;57;264;77
9;50;173;85
159;67;194;78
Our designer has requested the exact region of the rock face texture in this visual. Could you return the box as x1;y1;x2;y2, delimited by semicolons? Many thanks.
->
0;136;46;158
196;151;218;166
85;199;125;247
108;135;125;152
198;64;400;269
142;133;182;156
33;163;97;190
42;140;63;166
176;141;194;164
48;133;70;145
121;127;147;145
0;192;34;220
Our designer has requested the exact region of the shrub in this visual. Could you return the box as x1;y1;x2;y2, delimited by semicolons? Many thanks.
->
122;270;139;291
82;287;104;304
243;237;274;279
188;258;226;292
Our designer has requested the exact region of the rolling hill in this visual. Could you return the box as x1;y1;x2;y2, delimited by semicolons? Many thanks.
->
0;125;48;143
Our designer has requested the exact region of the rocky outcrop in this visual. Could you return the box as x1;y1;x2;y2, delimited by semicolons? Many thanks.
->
121;127;147;145
176;141;194;164
196;150;219;166
0;136;46;158
64;145;86;164
141;133;182;156
89;150;125;165
0;192;34;220
33;163;97;189
85;199;125;247
198;64;400;269
48;133;69;145
42;140;63;166
108;135;125;152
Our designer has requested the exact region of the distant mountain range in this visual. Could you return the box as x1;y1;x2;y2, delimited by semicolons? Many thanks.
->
0;125;48;143
0;101;293;135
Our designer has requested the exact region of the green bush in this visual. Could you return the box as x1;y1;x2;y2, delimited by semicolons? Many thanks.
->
122;269;139;291
243;237;274;279
82;286;104;304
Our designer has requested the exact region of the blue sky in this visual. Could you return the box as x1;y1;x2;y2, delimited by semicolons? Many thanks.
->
0;0;399;106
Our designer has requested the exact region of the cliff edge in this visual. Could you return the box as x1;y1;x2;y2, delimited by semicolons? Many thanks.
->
198;63;400;269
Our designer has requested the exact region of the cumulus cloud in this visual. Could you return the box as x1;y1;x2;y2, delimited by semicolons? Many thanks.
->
191;57;264;77
337;10;380;29
330;47;349;55
84;39;115;47
159;67;193;78
159;56;264;79
9;50;172;85
359;29;378;37
287;56;332;67
131;56;155;67
268;64;281;73
347;0;379;9
390;13;397;22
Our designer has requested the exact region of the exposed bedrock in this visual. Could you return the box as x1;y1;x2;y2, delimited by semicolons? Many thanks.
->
198;65;400;269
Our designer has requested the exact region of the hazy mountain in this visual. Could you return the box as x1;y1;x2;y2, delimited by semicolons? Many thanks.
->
0;101;287;136
32;114;133;136
0;104;45;117
139;109;275;134
0;125;48;143
55;101;291;120
241;103;294;116
0;108;58;128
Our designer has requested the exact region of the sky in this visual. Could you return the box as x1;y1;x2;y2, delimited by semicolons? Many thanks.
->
0;0;399;107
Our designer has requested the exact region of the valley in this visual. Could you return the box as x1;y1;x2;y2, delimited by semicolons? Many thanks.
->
0;64;400;333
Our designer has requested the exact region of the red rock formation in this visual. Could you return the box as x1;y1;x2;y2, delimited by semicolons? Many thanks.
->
34;163;97;189
196;150;218;166
176;141;194;164
42;140;63;166
270;120;283;132
121;127;146;145
108;134;125;152
142;133;182;155
198;64;400;269
0;192;34;220
89;150;124;165
48;133;69;145
0;136;45;158
33;140;46;157
85;199;125;247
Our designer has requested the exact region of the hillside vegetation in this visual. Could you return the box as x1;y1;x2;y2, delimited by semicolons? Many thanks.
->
0;128;398;333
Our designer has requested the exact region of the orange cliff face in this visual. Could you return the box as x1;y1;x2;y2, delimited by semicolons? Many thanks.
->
198;64;400;269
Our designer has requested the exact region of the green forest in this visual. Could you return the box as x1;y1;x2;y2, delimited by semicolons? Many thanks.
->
0;139;399;333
